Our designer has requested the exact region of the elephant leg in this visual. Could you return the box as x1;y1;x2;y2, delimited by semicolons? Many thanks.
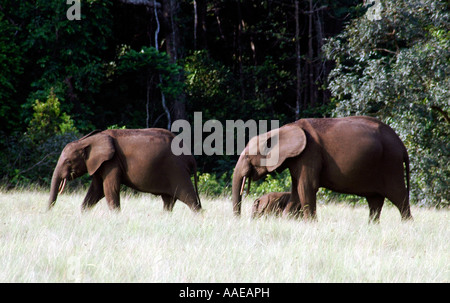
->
82;174;104;211
387;190;412;221
172;177;202;213
286;168;318;220
366;194;384;223
102;164;121;211
283;174;302;218
297;182;318;220
162;194;176;212
283;185;302;219
177;190;202;212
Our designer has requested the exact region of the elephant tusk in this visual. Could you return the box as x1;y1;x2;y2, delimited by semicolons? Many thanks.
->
58;178;67;195
240;176;247;196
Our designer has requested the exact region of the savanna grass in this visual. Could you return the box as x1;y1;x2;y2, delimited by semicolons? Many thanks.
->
0;190;448;282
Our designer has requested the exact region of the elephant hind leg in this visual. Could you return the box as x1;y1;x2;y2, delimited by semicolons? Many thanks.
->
387;190;412;221
162;194;176;212
177;191;202;212
366;194;384;223
172;180;202;213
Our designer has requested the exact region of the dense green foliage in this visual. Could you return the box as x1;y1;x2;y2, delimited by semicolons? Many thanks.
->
324;0;449;206
0;0;448;206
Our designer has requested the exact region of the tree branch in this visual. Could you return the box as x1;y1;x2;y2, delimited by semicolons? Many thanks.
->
118;0;161;8
17;152;57;175
373;48;397;55
303;5;328;14
431;106;450;124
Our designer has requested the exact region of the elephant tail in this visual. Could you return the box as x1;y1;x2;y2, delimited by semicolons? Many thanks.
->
404;151;410;203
194;170;201;205
192;161;201;206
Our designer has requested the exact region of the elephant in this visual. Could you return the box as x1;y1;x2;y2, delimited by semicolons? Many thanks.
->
232;116;412;222
48;128;202;212
252;192;291;218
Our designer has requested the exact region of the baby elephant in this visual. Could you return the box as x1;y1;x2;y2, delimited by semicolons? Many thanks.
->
252;192;291;218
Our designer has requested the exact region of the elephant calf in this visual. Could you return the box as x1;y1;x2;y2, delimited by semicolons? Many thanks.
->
49;128;202;213
252;192;291;218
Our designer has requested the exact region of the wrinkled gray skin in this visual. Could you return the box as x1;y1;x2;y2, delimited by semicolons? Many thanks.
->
252;192;291;218
232;116;412;222
49;128;201;212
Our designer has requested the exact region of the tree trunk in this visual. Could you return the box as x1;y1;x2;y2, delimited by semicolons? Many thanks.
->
236;1;245;101
118;0;160;8
307;0;315;108
295;0;301;120
314;7;326;106
153;0;171;129
161;0;186;122
193;0;207;50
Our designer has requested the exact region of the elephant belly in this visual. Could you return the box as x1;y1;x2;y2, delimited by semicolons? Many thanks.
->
320;141;385;195
121;156;174;195
123;170;167;194
321;173;383;196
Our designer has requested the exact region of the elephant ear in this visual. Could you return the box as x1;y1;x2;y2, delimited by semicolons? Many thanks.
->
82;133;115;176
250;125;307;172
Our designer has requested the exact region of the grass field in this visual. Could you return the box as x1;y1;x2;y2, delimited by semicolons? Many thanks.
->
0;190;448;282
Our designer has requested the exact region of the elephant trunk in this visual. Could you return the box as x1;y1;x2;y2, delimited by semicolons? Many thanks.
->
48;166;65;210
232;155;250;216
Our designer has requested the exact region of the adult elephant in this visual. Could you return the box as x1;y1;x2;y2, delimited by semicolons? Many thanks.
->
49;128;202;212
232;116;412;222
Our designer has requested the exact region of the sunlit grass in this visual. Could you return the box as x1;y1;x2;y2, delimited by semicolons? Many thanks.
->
0;190;448;282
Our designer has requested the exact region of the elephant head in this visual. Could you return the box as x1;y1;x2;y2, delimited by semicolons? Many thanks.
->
232;124;307;216
48;131;115;209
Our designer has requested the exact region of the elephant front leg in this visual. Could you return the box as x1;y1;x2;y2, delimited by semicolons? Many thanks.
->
82;174;104;211
283;179;302;219
101;164;121;211
289;167;319;220
296;180;318;220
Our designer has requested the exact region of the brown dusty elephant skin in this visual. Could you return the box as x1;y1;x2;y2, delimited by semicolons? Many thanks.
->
49;128;201;213
252;192;291;218
232;116;412;222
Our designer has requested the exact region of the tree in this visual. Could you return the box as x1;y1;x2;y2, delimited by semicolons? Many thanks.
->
0;4;24;134
115;46;184;128
1;90;78;187
27;89;77;144
324;0;449;206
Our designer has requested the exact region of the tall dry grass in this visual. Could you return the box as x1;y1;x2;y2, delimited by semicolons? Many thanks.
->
0;190;448;282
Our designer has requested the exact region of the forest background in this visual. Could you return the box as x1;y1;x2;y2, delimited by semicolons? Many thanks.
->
0;0;448;207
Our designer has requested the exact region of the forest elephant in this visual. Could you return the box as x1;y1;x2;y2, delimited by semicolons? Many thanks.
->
252;192;291;218
48;128;202;213
232;116;412;222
